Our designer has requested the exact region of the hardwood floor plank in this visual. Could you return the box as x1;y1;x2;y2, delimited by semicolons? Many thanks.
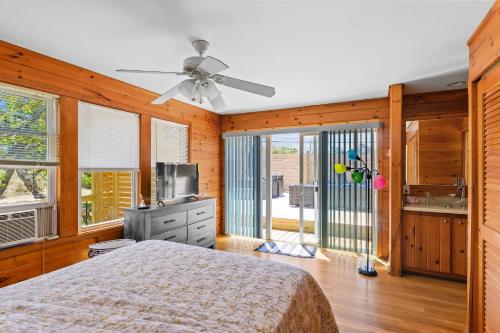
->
216;235;466;333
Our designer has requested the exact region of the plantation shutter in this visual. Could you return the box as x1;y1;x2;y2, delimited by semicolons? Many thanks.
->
478;64;500;331
0;83;59;166
78;102;139;169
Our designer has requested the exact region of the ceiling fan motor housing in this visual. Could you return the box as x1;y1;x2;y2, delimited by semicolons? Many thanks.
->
183;56;206;74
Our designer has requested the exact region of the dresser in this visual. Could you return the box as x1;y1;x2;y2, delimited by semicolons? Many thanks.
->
124;197;216;248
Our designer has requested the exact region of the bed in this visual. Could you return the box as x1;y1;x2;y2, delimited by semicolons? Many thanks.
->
0;240;338;332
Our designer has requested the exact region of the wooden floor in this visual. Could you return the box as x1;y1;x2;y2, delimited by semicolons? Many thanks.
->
270;229;318;244
216;235;467;333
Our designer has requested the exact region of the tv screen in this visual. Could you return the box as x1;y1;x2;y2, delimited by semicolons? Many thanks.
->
156;163;199;201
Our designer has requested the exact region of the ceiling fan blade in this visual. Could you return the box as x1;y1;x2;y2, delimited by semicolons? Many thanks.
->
213;75;275;97
116;69;184;75
152;79;192;104
197;56;229;75
209;94;227;111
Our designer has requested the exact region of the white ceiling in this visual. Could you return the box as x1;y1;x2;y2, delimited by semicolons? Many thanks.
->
0;0;492;114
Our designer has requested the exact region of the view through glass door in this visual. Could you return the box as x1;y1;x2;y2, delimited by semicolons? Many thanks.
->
261;133;319;245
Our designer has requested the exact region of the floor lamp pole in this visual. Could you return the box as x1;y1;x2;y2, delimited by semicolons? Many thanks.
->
358;169;377;277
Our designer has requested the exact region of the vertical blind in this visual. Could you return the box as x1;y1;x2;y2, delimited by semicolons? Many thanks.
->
78;102;139;169
224;136;261;238
0;83;59;165
323;128;377;254
151;118;188;165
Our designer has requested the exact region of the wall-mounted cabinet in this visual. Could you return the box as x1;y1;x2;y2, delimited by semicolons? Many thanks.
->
402;211;466;280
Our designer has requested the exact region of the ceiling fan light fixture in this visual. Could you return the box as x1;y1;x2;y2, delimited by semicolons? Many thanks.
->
178;79;196;99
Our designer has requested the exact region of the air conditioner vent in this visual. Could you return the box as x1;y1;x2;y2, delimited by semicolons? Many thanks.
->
0;210;37;248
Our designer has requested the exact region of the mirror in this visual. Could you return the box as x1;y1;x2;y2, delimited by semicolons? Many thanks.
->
405;117;468;185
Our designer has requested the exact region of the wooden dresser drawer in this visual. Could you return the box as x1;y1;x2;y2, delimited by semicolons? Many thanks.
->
188;205;214;223
188;218;215;238
188;228;215;247
151;226;187;243
151;211;187;235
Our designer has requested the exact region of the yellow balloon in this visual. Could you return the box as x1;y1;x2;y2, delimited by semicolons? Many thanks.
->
335;164;347;174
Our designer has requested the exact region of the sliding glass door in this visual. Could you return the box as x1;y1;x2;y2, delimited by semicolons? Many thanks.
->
258;133;319;245
224;124;380;253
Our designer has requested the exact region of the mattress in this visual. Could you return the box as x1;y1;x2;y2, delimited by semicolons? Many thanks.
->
0;240;338;332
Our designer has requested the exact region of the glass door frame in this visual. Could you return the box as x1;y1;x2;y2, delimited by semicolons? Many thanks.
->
261;132;320;245
299;132;320;245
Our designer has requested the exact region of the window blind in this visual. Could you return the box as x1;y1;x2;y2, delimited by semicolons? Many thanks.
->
78;102;139;169
224;136;261;238
151;118;188;165
321;128;377;253
0;83;59;166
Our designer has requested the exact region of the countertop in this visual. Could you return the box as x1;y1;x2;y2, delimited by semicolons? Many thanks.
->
403;203;467;215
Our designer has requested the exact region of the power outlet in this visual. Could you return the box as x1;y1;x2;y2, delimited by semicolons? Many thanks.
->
403;185;410;195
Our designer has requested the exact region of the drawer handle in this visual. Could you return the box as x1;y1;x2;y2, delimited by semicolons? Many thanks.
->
196;211;206;216
196;225;207;230
164;235;176;241
458;221;464;225
196;237;206;243
163;219;176;224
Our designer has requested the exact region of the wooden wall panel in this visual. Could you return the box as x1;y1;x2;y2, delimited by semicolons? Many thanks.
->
0;225;123;287
221;97;391;257
140;115;152;205
467;3;500;81
0;40;222;287
389;84;404;275
58;96;79;237
403;89;468;121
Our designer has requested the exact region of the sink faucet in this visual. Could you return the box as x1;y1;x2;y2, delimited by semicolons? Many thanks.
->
425;192;433;206
457;184;467;209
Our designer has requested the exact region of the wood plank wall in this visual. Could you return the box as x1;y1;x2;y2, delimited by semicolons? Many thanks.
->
221;98;392;258
0;40;221;287
389;84;404;275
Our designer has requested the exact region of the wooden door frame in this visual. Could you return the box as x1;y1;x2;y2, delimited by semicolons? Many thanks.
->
467;3;500;330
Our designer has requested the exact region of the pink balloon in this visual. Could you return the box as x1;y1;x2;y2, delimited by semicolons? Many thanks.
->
373;175;386;190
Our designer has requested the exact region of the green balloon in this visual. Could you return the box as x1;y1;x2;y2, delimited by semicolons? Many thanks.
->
351;171;364;184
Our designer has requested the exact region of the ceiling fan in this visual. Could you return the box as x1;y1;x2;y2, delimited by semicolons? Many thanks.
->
116;40;276;111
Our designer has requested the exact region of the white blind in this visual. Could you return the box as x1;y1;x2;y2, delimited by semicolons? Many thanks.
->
0;83;59;166
78;102;139;169
151;118;188;165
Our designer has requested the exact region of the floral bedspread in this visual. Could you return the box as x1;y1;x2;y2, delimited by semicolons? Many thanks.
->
0;240;338;332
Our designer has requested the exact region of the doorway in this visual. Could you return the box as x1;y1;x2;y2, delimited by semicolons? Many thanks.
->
261;133;319;245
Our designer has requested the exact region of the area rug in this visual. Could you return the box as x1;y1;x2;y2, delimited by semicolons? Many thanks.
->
255;241;317;258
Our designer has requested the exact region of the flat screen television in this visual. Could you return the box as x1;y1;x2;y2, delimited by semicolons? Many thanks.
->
156;162;199;201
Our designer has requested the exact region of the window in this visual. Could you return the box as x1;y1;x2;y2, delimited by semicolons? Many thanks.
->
150;118;188;202
0;83;58;237
78;102;139;228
